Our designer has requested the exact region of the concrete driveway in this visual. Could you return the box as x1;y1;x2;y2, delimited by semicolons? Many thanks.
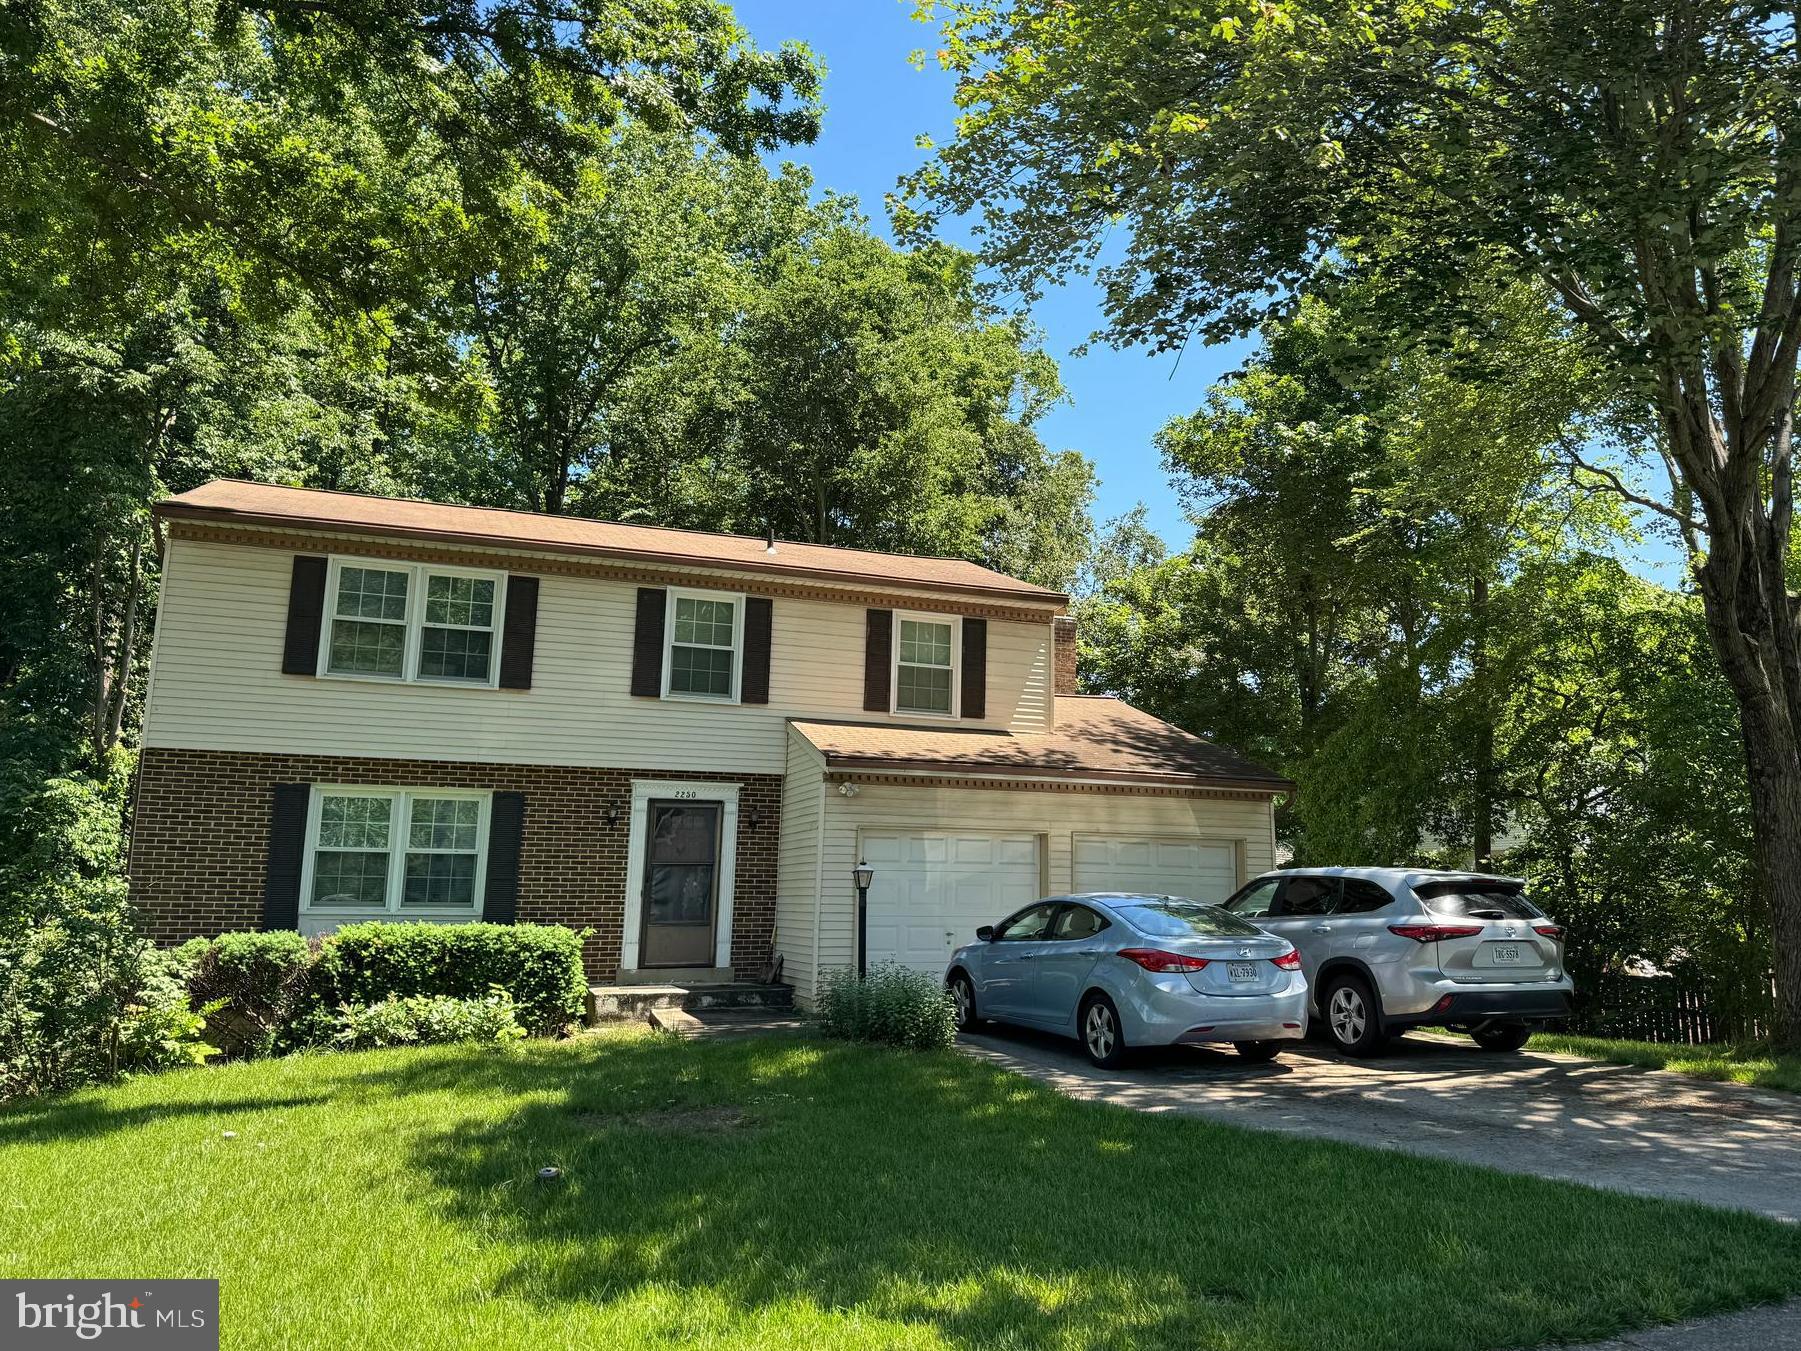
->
960;1027;1801;1223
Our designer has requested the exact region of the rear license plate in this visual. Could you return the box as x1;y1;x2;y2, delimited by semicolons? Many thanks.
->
1227;962;1258;982
1489;944;1524;964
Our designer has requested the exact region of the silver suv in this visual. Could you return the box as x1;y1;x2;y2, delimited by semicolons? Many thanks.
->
1220;868;1574;1055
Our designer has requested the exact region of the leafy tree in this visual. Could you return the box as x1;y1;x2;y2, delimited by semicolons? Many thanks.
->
5;0;821;317
908;0;1801;1042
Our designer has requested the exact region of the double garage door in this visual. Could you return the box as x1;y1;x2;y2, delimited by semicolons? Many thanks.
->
1071;835;1239;905
862;830;1240;974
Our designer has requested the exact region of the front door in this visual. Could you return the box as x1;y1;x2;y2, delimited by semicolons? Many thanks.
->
639;800;722;968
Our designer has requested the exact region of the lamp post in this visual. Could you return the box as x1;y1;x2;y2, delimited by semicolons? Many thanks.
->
852;860;874;977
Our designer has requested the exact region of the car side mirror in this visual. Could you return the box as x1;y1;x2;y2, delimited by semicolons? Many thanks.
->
975;925;995;942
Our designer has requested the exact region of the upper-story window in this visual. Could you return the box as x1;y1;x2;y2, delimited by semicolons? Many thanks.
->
321;559;502;686
895;613;958;716
664;589;741;701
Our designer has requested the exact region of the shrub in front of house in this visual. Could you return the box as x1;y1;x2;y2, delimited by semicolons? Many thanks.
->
816;963;957;1052
174;931;330;1057
310;922;588;1037
333;990;527;1050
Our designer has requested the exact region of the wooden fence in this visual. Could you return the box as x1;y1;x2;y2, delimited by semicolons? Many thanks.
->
1570;974;1778;1046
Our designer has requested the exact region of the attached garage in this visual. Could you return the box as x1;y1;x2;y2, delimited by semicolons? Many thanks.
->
1072;835;1239;904
860;830;1041;974
775;695;1290;1006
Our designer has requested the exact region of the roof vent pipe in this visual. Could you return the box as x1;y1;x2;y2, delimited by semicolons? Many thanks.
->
764;522;777;555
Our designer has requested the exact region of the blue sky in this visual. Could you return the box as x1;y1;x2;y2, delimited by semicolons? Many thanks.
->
730;0;1258;549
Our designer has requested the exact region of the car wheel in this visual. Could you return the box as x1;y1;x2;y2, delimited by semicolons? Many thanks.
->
1234;1040;1283;1063
947;972;980;1033
1322;974;1387;1057
1471;1021;1532;1052
1079;993;1128;1068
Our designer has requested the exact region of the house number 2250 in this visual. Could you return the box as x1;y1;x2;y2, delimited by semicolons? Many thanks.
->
669;789;699;799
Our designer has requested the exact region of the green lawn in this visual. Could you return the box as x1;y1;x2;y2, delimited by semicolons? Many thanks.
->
1534;1033;1801;1095
3;1031;1800;1351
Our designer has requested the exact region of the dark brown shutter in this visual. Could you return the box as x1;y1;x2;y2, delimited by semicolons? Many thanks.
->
281;556;329;675
483;792;525;924
863;608;893;712
262;784;310;930
497;575;540;690
741;597;773;704
630;588;667;696
961;617;987;720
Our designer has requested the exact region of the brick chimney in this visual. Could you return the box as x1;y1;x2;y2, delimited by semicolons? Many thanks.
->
1052;616;1079;696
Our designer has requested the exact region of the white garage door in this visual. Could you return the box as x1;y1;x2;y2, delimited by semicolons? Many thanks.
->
861;831;1041;974
1072;835;1238;904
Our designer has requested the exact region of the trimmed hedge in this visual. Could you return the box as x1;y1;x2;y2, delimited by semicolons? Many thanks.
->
170;922;589;1053
175;931;327;1056
313;923;587;1037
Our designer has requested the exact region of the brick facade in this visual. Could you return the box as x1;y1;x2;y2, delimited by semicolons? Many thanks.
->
130;748;783;979
1052;615;1079;696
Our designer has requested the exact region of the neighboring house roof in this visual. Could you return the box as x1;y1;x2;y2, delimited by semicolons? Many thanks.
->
792;696;1292;792
155;480;1068;605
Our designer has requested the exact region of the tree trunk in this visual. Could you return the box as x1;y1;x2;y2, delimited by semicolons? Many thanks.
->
1712;641;1801;1046
1471;572;1495;867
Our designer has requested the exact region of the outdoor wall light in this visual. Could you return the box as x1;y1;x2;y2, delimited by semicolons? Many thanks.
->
603;805;622;829
852;860;875;977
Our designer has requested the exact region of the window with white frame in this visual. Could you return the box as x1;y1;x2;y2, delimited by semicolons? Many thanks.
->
304;789;489;915
321;559;501;685
665;591;740;700
895;614;957;715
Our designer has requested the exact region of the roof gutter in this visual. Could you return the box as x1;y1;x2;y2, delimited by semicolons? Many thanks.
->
154;502;1071;608
821;756;1295;794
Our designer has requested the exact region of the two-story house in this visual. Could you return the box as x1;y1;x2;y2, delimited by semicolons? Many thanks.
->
130;480;1290;1006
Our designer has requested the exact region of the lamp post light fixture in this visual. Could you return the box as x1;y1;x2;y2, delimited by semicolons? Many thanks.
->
852;860;875;977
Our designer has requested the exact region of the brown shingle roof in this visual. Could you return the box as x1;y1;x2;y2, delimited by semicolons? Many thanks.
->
156;480;1068;605
792;696;1291;791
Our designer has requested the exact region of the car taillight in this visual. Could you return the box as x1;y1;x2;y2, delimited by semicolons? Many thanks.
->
1533;924;1565;941
1116;947;1210;973
1388;924;1484;943
1271;949;1302;970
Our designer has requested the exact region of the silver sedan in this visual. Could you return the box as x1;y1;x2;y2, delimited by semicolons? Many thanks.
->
945;893;1309;1066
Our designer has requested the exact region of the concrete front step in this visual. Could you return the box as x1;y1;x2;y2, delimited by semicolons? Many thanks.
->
587;980;794;1024
647;1006;811;1038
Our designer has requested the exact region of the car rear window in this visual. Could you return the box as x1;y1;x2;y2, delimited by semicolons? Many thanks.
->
1413;882;1543;920
1111;901;1262;938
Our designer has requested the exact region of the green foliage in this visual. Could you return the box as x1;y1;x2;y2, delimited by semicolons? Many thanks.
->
0;755;202;1097
315;923;589;1037
815;964;957;1052
117;950;223;1075
176;931;330;1057
333;991;526;1051
909;0;1801;1042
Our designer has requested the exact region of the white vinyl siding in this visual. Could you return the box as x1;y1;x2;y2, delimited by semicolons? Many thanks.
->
776;734;828;1003
145;537;1057;772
